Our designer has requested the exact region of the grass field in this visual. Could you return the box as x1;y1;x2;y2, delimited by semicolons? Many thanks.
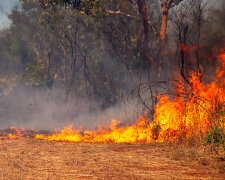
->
0;138;224;179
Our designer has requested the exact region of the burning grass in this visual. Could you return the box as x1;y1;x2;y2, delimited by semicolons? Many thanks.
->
31;51;225;144
0;51;225;145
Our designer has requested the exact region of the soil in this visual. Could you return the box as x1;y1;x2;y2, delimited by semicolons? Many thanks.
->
0;138;224;179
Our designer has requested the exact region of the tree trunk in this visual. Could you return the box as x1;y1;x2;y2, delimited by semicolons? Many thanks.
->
160;12;168;54
137;0;149;62
160;0;174;54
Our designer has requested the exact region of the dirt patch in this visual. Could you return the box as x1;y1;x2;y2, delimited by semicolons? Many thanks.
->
0;139;224;179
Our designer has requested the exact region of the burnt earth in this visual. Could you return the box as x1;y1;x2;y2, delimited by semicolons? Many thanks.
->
0;138;224;179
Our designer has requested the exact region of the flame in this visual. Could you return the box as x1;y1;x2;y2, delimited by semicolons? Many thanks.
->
153;51;225;141
1;51;225;143
0;127;23;140
34;51;225;143
35;116;153;143
0;127;42;140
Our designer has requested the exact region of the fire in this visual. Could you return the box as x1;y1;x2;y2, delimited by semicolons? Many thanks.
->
153;51;225;141
0;127;23;140
1;51;225;143
0;127;44;140
35;117;153;143
34;51;225;143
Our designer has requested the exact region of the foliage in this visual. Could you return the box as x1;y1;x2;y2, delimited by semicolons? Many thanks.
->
0;0;224;111
39;0;101;15
205;127;225;149
205;108;225;149
25;62;53;88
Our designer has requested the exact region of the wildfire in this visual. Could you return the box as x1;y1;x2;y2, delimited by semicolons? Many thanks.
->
0;127;23;140
1;51;225;143
35;117;153;143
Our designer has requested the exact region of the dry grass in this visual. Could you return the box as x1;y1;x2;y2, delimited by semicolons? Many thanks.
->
170;138;225;175
0;138;224;179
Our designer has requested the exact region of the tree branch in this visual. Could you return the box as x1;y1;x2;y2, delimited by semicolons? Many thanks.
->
103;9;159;41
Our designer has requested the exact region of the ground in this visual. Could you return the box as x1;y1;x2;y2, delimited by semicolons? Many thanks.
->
0;138;224;179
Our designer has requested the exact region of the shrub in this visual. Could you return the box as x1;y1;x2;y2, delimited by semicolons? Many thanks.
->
205;127;225;149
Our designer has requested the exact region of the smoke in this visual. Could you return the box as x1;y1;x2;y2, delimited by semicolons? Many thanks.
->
0;85;139;130
205;0;224;10
0;64;167;130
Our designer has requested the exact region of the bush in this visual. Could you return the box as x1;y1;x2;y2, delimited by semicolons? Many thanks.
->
205;127;225;149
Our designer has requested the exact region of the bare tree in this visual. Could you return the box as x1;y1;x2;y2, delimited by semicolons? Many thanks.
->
170;0;205;83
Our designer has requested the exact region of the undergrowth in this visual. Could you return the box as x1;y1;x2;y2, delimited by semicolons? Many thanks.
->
205;127;225;150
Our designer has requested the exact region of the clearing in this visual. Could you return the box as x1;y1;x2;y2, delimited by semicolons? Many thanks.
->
0;139;224;179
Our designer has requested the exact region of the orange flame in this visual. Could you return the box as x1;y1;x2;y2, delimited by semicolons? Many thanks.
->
35;116;153;143
0;127;23;140
153;51;225;141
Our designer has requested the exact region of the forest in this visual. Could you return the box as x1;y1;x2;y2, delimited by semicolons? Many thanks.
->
0;0;224;137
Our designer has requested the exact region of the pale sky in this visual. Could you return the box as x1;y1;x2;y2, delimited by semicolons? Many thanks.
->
0;0;20;30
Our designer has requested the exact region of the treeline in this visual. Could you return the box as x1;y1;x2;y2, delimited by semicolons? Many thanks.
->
0;0;224;112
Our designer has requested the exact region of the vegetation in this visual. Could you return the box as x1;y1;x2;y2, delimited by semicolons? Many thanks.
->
205;127;225;149
0;0;224;143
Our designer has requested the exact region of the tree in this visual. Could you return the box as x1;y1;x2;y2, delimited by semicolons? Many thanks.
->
1;0;217;116
160;0;184;54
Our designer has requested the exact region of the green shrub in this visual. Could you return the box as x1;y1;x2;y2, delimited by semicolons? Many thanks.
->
205;127;225;149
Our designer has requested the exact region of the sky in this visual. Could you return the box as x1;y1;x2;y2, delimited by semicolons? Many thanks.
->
0;0;20;30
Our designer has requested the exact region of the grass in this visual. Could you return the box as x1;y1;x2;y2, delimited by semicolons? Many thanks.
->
0;138;224;179
170;136;225;174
